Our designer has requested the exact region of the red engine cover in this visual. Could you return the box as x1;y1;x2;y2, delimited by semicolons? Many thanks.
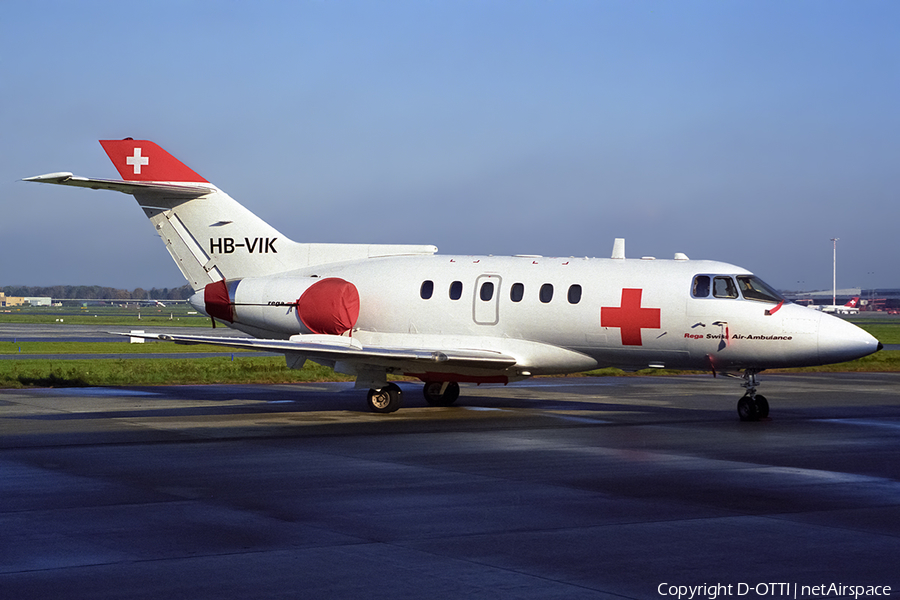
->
296;278;360;335
204;279;234;323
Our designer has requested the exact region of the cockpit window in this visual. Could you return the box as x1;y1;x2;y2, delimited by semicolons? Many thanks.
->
692;275;710;298
713;276;738;299
737;275;783;303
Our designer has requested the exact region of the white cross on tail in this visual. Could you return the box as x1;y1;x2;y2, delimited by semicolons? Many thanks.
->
126;148;149;174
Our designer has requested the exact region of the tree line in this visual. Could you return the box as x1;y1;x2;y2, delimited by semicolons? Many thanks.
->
1;284;195;301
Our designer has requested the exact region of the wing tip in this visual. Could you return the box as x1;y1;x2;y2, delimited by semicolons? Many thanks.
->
23;172;75;183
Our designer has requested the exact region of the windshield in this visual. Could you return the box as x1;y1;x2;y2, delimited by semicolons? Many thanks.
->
736;275;783;303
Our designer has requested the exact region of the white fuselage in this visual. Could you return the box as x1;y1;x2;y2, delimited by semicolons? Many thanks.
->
195;254;877;382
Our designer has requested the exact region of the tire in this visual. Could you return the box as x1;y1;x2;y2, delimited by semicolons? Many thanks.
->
755;394;769;419
367;383;402;413
738;395;759;422
423;381;460;406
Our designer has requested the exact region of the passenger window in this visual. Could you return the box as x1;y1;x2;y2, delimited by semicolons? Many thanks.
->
420;280;434;300
540;283;554;303
480;281;494;301
692;275;710;298
449;281;463;300
713;276;738;299
567;284;582;304
510;283;524;302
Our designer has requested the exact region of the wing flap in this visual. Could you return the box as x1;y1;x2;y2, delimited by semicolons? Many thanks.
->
116;331;518;369
24;173;214;198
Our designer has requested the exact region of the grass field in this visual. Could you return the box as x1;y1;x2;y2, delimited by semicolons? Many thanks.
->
0;356;355;388
0;341;255;355
0;304;209;327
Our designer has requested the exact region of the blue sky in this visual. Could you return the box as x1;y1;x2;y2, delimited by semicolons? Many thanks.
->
2;1;898;291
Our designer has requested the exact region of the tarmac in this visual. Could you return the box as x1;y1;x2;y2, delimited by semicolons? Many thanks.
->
2;373;899;599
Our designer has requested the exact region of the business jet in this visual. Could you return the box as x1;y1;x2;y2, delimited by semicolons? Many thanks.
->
25;140;882;421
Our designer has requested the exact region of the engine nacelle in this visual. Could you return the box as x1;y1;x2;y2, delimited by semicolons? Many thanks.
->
193;276;360;336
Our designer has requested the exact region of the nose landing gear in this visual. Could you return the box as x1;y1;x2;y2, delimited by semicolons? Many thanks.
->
735;369;769;421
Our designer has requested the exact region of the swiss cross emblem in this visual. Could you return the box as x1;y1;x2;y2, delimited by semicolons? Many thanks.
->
601;288;661;346
126;147;149;174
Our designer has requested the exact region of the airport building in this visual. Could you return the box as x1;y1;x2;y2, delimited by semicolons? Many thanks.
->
0;293;52;307
0;292;22;307
785;288;900;312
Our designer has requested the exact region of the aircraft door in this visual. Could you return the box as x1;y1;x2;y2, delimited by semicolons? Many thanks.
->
473;274;501;325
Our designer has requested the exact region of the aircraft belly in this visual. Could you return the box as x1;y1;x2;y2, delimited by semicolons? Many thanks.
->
349;331;597;376
583;347;693;371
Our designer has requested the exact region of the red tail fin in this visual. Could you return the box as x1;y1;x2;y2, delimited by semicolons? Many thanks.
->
99;139;208;183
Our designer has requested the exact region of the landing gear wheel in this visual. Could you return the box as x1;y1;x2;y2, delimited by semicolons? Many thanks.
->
735;369;769;422
737;395;759;422
367;382;403;413
754;394;769;419
423;381;460;406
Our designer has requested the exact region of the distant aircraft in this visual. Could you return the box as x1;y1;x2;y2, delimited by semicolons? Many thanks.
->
25;140;883;421
818;297;861;315
136;300;167;308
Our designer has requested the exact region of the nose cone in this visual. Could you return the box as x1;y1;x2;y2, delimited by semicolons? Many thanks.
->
817;314;881;364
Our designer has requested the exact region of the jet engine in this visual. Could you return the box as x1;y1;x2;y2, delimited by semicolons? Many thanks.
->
191;276;360;337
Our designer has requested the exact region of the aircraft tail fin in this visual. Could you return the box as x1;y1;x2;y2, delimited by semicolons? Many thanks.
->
26;139;438;291
99;139;291;289
99;139;208;183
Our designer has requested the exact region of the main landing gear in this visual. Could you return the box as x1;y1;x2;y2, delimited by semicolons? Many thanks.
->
366;381;462;413
367;383;403;413
735;369;769;422
422;381;460;407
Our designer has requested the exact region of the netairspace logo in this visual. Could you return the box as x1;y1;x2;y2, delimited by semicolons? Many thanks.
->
657;582;892;599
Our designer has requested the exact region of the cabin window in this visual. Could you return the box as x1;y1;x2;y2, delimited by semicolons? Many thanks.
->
692;275;710;298
480;281;495;301
449;281;463;300
420;280;434;300
510;282;524;302
737;275;783;303
567;284;582;304
713;276;738;299
540;283;554;303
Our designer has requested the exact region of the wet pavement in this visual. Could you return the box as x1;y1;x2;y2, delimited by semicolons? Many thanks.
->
1;374;899;599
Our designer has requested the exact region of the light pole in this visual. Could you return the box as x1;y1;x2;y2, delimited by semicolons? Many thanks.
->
831;238;839;307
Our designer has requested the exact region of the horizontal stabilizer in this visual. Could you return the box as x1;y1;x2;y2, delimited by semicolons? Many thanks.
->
27;139;440;289
115;331;518;370
24;173;215;198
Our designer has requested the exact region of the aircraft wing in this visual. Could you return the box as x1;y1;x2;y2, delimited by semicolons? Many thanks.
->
24;173;214;198
118;331;518;370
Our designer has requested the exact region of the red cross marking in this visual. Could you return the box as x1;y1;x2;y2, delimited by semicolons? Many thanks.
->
601;288;661;346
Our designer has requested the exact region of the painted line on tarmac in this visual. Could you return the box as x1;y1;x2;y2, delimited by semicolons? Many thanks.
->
819;418;900;431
